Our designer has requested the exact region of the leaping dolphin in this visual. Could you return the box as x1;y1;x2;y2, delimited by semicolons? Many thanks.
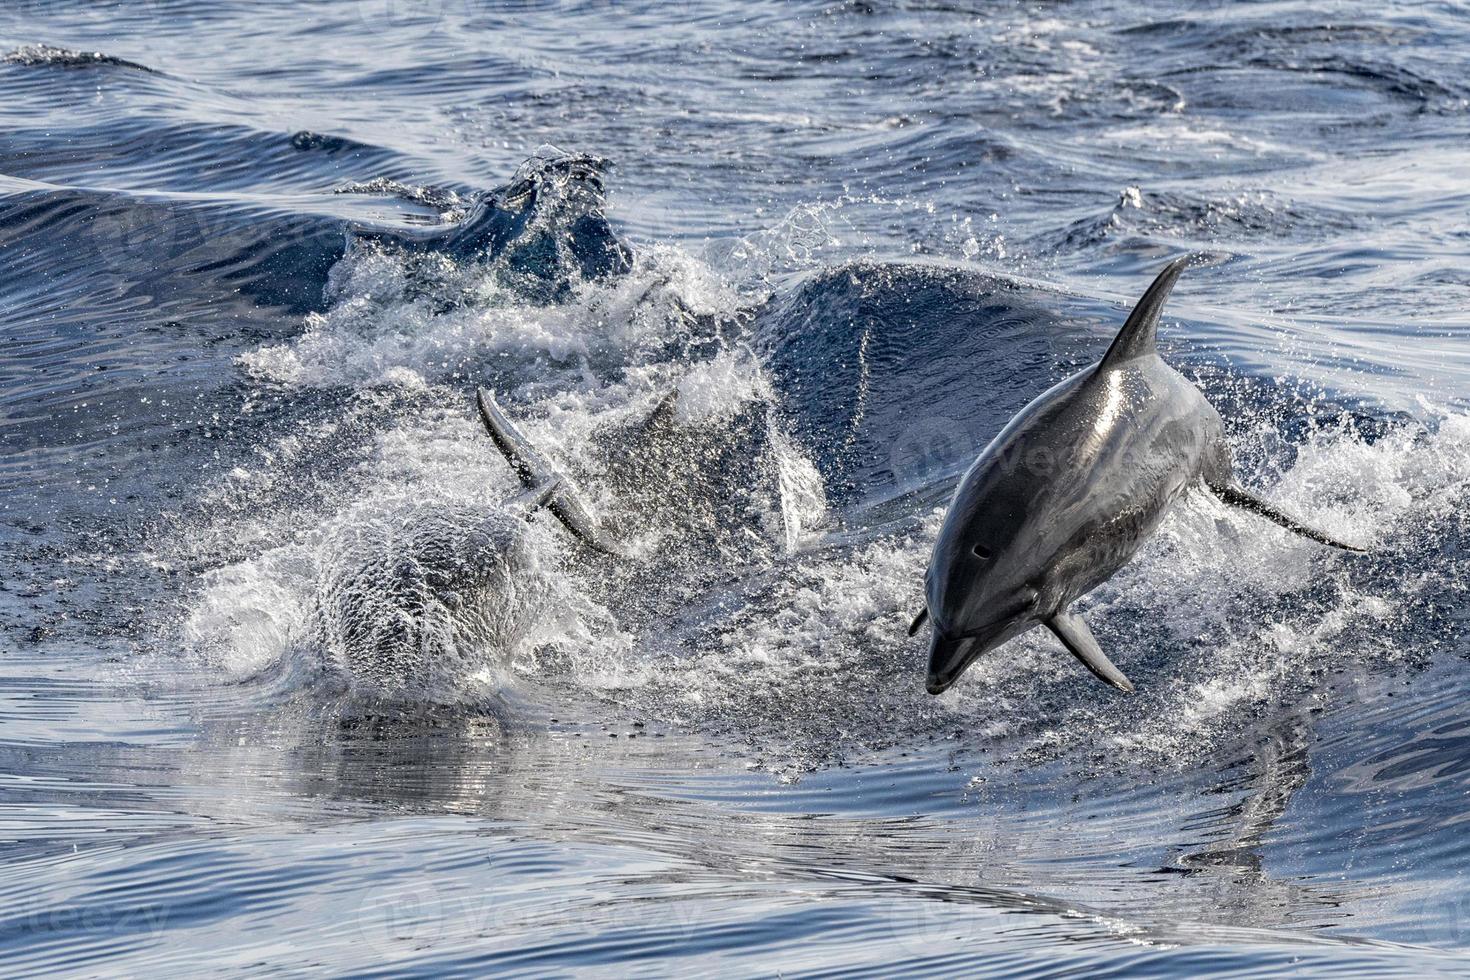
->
913;257;1366;696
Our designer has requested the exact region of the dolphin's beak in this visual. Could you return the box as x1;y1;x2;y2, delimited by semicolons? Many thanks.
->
926;633;981;695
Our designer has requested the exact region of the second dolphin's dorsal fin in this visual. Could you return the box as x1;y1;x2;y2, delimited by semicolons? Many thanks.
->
476;387;547;489
1045;608;1135;693
644;388;680;435
1095;256;1192;375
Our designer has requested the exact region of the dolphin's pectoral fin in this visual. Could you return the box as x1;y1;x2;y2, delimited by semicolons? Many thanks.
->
908;607;929;636
477;387;627;558
1045;609;1135;693
1209;483;1368;553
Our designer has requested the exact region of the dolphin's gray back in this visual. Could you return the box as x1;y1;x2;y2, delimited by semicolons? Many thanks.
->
1038;357;1229;600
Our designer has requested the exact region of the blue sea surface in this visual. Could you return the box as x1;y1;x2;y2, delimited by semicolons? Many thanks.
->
2;0;1470;975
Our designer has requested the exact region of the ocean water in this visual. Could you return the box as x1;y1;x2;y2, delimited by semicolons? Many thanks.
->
2;0;1470;975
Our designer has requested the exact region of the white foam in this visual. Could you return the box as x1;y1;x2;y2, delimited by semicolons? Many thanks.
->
239;242;743;393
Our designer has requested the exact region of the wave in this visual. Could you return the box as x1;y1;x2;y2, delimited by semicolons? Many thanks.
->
3;43;156;73
1053;185;1361;253
613;406;1470;774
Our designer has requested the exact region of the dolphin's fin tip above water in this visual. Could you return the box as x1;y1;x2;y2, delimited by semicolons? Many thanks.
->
1210;483;1369;553
476;387;542;488
645;388;680;433
1045;609;1135;693
1095;255;1195;374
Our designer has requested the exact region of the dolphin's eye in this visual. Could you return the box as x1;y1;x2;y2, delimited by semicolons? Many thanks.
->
972;544;992;559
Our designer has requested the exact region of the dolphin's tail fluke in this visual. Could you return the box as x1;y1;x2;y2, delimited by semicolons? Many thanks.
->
1209;482;1368;553
476;388;625;556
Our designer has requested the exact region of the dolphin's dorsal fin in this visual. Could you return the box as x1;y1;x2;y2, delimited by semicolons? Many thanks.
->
1045;609;1135;693
1095;256;1191;375
644;388;680;435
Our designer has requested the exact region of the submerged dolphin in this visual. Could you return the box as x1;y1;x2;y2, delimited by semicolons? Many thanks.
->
309;395;612;687
913;257;1365;695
